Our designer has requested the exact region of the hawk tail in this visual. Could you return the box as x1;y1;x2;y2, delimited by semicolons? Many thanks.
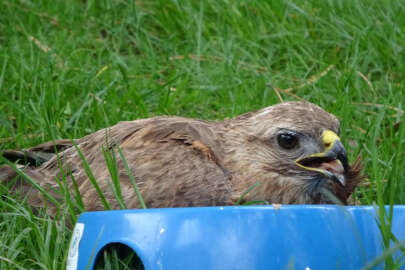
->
0;164;40;203
1;140;72;212
0;164;18;185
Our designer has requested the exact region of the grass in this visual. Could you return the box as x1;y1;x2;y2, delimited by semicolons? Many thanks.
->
0;0;404;269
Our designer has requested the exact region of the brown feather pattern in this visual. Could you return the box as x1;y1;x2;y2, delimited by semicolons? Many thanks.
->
1;101;363;215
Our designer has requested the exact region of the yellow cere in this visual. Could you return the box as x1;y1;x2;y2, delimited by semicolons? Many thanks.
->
295;129;341;172
322;130;340;151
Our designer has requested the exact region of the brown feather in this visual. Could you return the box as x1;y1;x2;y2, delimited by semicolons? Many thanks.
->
1;101;364;215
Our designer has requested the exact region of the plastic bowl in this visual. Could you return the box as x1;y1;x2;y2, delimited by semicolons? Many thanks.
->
67;205;405;270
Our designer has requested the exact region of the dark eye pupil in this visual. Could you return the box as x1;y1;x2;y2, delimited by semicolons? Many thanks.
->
277;134;298;149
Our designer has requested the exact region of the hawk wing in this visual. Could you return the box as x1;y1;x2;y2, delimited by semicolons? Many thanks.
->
2;118;233;213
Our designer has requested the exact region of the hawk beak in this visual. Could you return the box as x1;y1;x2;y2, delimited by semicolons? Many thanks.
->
295;130;349;186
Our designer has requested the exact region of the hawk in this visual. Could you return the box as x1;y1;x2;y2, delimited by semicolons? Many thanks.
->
1;101;363;214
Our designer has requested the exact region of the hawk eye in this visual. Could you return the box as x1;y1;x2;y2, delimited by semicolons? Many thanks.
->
277;133;298;149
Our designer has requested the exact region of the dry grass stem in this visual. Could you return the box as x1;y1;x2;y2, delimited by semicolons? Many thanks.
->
170;54;267;73
283;64;335;92
273;88;284;103
356;71;376;95
27;35;64;68
351;124;367;134
353;102;404;116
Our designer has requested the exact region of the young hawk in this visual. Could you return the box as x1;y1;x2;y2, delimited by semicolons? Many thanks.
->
1;101;362;214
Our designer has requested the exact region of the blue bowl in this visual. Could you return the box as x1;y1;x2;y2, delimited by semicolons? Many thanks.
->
67;205;405;270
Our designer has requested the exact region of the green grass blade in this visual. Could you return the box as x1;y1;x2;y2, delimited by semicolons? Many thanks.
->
69;171;85;212
361;237;405;270
0;156;61;209
72;142;111;210
0;256;26;270
234;182;261;206
102;145;127;209
117;146;146;209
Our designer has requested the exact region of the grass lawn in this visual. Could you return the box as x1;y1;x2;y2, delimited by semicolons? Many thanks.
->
0;0;404;269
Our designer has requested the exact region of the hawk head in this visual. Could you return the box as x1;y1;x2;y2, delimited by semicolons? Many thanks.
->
226;101;363;205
